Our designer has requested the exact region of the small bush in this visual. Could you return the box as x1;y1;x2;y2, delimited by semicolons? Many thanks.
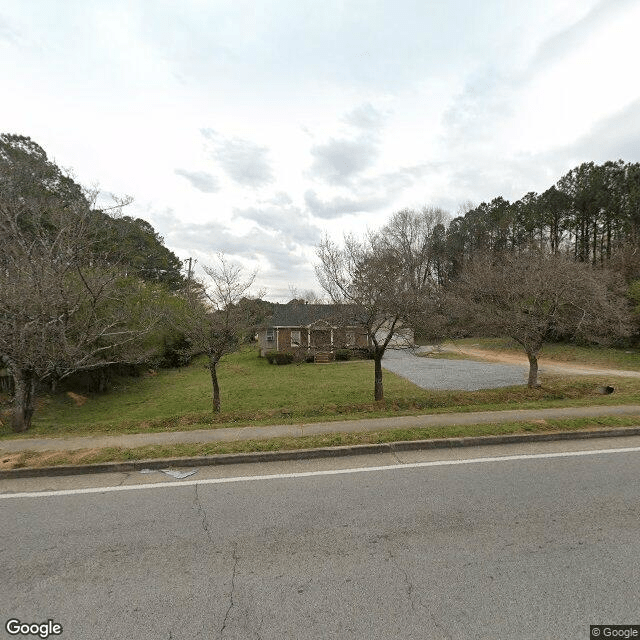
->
292;350;310;364
335;349;351;361
350;347;374;360
265;351;294;365
153;334;193;368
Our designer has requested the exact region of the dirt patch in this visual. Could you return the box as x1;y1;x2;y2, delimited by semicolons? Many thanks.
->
444;346;640;378
68;448;102;464
0;452;23;469
32;450;68;466
0;447;108;469
66;391;88;406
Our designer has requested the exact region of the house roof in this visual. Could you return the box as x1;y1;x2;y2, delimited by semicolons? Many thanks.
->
267;303;359;328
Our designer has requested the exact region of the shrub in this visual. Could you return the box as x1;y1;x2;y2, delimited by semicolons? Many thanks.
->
335;349;351;361
265;351;294;365
351;347;374;360
291;350;310;364
154;334;193;368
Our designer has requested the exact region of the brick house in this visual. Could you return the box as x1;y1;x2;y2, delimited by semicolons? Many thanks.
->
257;304;370;360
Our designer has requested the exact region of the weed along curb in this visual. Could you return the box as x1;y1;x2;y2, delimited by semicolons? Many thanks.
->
3;425;640;480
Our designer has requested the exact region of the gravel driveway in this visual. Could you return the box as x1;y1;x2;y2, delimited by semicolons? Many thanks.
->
382;347;528;391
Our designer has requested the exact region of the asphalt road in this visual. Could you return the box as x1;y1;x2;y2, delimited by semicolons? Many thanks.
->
2;437;640;640
383;348;528;390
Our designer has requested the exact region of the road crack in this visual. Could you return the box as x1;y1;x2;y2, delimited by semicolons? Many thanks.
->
193;484;213;544
220;543;239;638
116;472;131;487
384;542;431;622
400;565;416;613
387;547;418;613
429;613;454;640
254;613;264;639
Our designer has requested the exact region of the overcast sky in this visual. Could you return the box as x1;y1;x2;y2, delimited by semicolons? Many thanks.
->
2;0;639;300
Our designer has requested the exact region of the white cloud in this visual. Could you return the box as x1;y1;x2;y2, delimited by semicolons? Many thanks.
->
342;103;386;132
234;201;322;246
201;129;274;188
304;190;389;219
2;0;640;300
174;169;220;193
308;137;379;185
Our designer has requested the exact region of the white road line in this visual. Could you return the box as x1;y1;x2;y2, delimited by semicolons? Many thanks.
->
2;445;640;500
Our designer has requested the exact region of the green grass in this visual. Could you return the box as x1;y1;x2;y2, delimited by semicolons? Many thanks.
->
3;414;640;469
0;350;419;437
1;346;639;440
449;338;640;371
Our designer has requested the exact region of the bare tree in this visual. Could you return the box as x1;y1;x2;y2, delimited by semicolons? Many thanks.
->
177;255;263;412
0;183;160;432
316;207;447;401
286;285;325;304
452;251;632;387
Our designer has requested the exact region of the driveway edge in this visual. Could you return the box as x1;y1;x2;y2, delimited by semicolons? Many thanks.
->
2;425;640;479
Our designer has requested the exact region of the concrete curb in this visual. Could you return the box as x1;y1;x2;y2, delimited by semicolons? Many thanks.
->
2;425;640;480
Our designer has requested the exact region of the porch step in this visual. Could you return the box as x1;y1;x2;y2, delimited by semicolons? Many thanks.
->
314;352;332;364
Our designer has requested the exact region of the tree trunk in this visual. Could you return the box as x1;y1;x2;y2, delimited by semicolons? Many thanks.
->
527;352;540;388
374;352;384;401
209;357;221;412
11;369;36;432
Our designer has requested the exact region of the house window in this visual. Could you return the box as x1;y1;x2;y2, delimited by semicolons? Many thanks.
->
291;330;301;347
346;331;356;346
266;329;274;342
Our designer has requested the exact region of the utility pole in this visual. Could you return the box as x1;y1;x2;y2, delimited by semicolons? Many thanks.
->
186;257;194;294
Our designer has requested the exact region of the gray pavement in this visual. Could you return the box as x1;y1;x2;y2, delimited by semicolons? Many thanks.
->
382;347;528;389
3;440;640;639
4;432;640;495
2;404;640;452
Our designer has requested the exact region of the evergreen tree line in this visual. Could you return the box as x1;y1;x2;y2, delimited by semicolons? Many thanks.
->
430;161;640;284
0;134;186;292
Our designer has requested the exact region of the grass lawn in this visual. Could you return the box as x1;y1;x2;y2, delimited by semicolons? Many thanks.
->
3;414;640;470
0;349;420;437
1;346;639;440
448;338;640;371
